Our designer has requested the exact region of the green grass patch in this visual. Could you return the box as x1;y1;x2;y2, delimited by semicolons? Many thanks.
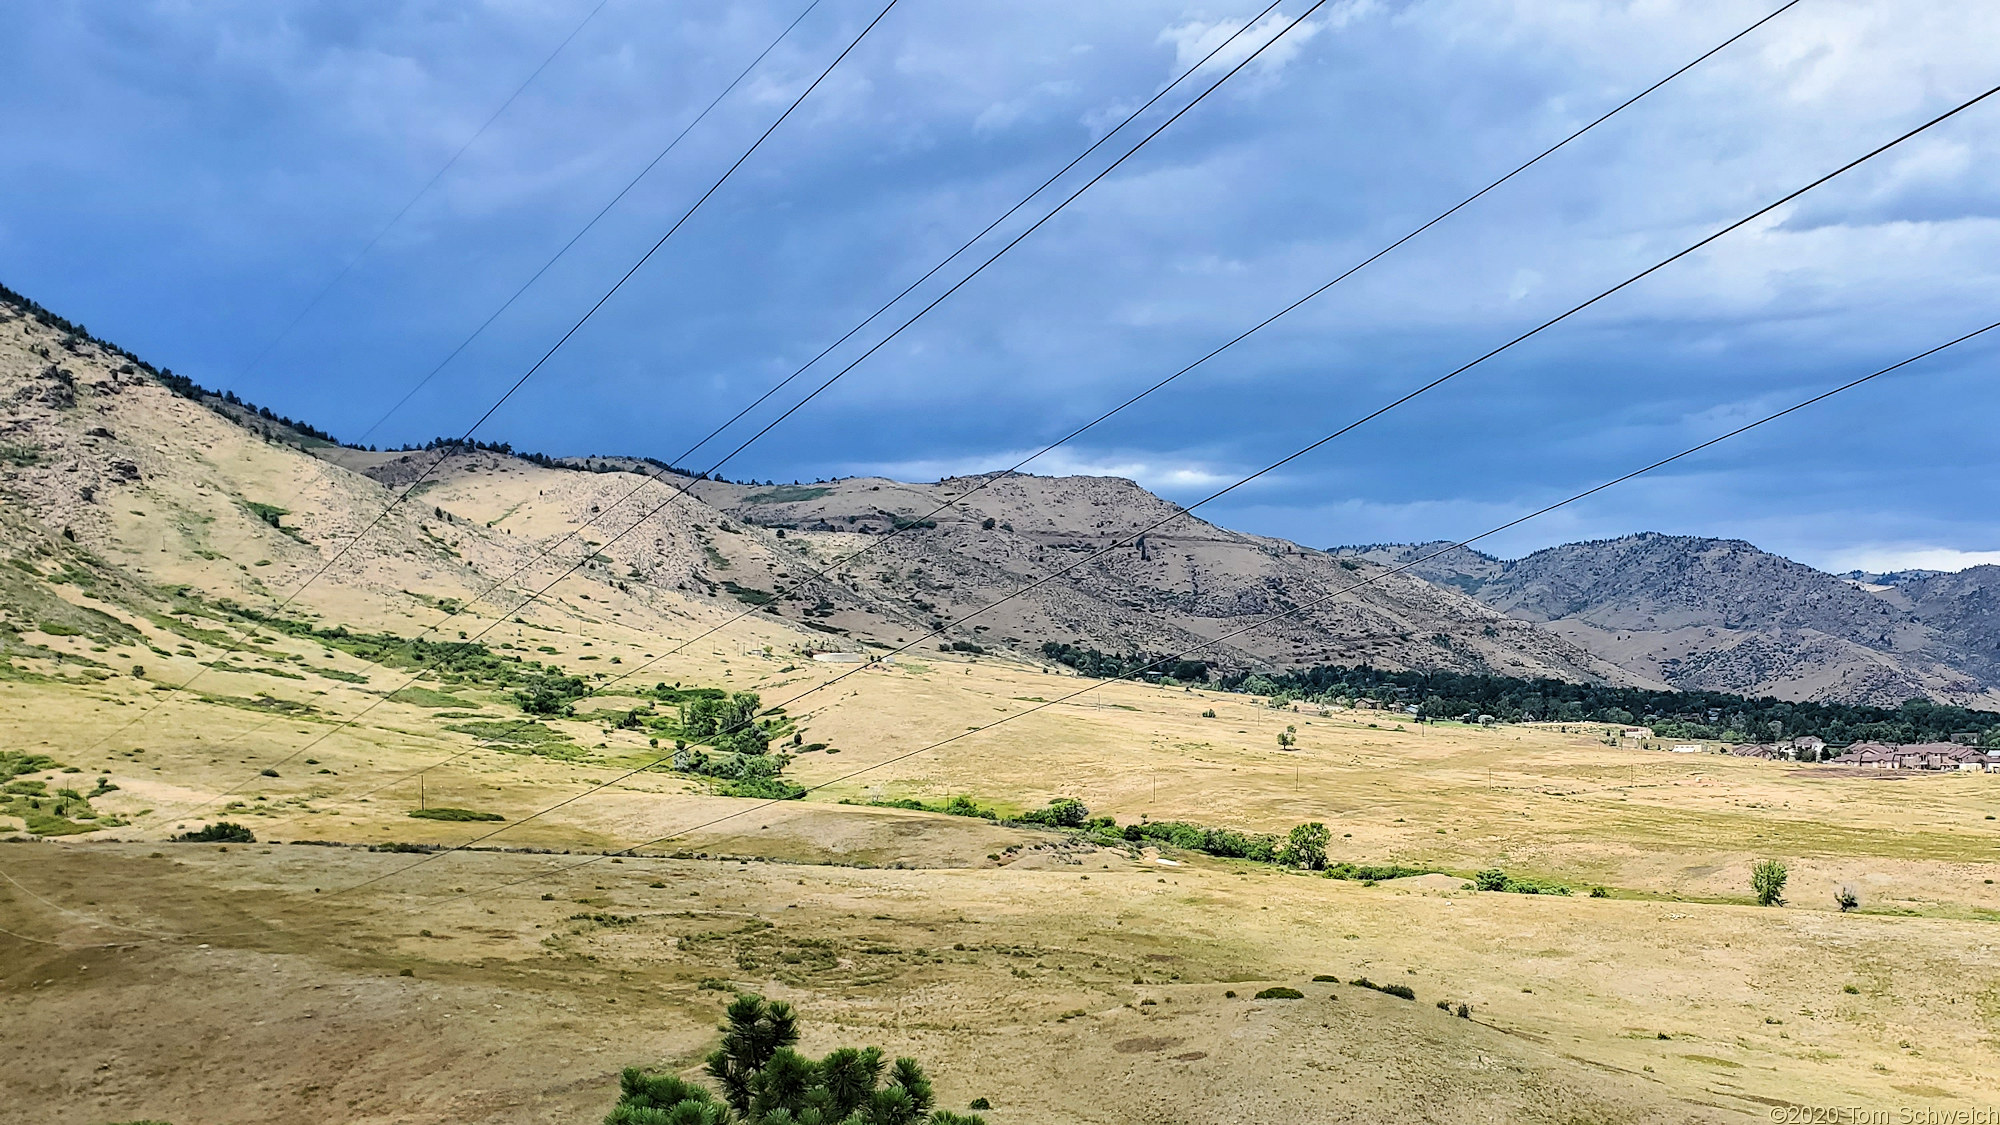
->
719;580;775;607
713;776;807;800
408;806;504;822
311;665;370;684
192;691;319;717
742;485;832;504
389;685;475;708
207;658;306;680
444;720;588;760
242;500;289;529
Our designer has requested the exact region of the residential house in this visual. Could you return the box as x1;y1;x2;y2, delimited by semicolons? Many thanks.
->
1832;741;1898;768
1831;741;1997;771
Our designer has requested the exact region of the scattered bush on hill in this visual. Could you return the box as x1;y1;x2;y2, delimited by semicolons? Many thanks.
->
1349;978;1416;1001
173;822;254;843
603;993;984;1125
1120;820;1279;862
1278;821;1330;870
1253;986;1304;1000
1752;859;1789;906
1018;796;1089;828
1473;868;1570;896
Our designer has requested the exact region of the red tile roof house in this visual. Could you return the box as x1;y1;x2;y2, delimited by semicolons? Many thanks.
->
1831;742;1999;771
1894;742;1983;770
1831;741;1900;768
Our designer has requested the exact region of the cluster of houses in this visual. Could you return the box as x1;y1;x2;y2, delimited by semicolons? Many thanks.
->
1731;736;2000;772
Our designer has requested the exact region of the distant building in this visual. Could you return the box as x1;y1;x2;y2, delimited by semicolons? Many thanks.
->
1792;735;1826;756
1830;741;1998;772
1832;741;1892;767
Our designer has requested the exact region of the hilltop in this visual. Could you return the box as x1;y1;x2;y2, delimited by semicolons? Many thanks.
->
1338;534;2000;708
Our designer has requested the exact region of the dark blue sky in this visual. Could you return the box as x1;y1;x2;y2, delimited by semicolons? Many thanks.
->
6;1;1998;572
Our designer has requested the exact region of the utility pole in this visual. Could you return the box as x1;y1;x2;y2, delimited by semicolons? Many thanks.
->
419;773;426;811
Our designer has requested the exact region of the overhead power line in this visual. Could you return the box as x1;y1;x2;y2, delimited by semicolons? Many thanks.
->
317;72;2000;898
232;0;618;391
432;315;2000;907
26;315;1995;951
350;0;828;447
327;0;1798;809
93;0;899;757
442;0;1806;717
155;1;1325;818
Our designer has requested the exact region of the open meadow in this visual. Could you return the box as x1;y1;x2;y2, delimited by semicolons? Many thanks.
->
6;625;2000;1124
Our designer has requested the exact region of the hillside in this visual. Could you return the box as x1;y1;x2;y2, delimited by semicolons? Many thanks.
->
20;267;2000;718
1339;535;2000;707
14;274;1989;708
9;295;2000;1123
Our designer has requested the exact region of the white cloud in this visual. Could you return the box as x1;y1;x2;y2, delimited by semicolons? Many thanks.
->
1157;7;1329;81
1818;545;2000;575
848;446;1245;494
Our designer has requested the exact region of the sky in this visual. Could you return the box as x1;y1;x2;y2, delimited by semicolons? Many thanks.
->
4;0;1998;574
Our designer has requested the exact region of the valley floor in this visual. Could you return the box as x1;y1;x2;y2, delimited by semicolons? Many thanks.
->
4;647;2000;1124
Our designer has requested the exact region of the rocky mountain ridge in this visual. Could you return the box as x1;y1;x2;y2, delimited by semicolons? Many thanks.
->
1336;535;2000;707
8;282;1994;707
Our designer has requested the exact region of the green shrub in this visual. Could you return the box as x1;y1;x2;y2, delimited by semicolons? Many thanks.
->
1473;868;1569;895
599;995;978;1125
968;1097;992;1110
1020;796;1089;828
1325;862;1435;882
1253;986;1304;1000
1312;974;1338;982
243;501;288;529
715;776;806;800
173;821;254;843
1349;978;1416;1000
1279;822;1331;870
1752;859;1788;906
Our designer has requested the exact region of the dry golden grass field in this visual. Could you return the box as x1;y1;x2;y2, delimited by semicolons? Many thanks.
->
5;627;2000;1124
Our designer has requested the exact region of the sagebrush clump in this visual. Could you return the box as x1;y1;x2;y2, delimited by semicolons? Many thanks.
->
172;821;254;843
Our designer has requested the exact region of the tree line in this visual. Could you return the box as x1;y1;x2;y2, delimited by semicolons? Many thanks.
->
1221;663;2000;746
